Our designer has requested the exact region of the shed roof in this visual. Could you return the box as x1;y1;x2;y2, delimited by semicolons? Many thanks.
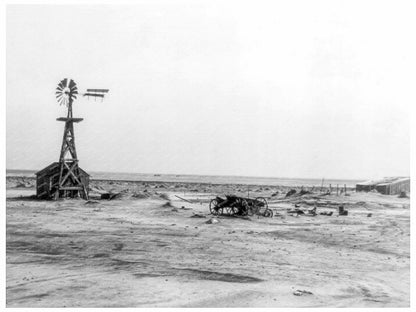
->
356;177;410;187
377;178;410;186
36;162;89;177
35;162;60;176
356;181;376;186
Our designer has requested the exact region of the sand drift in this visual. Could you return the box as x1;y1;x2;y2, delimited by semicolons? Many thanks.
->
6;176;410;307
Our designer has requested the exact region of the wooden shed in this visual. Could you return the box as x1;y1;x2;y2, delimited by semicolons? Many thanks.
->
375;178;410;195
356;180;378;192
36;162;89;199
356;177;410;195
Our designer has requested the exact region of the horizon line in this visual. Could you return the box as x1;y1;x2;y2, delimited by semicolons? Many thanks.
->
5;167;387;182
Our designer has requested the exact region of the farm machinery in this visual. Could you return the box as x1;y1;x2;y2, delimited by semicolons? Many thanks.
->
209;195;273;217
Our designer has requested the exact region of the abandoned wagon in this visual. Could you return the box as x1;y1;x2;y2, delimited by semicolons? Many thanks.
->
36;162;89;199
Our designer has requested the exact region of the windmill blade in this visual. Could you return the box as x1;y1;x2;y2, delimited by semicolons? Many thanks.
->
56;78;70;106
59;78;67;88
69;79;76;89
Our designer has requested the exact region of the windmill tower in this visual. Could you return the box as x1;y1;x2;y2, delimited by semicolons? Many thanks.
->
35;78;109;200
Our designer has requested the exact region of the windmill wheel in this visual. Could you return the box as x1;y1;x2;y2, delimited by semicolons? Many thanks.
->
56;78;78;106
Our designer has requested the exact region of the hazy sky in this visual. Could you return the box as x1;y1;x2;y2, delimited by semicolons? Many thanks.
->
6;1;412;180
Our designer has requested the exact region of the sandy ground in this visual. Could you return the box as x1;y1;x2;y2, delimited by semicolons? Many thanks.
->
6;177;410;307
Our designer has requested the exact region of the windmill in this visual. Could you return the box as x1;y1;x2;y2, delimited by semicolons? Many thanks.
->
35;78;109;200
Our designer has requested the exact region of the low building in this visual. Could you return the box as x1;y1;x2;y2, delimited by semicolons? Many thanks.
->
36;162;89;199
356;180;379;192
356;177;410;195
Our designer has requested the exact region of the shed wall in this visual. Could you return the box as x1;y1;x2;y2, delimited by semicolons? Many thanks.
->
36;163;89;199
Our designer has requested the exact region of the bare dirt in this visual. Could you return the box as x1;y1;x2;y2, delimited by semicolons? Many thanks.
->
6;177;410;307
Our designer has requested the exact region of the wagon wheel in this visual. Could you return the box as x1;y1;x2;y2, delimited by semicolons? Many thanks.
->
228;200;240;215
216;207;224;216
225;207;234;215
263;209;274;218
240;199;249;216
231;206;240;215
255;197;268;210
210;199;222;215
247;203;254;216
248;203;259;216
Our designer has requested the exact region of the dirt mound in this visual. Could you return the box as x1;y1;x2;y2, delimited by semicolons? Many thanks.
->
158;193;170;200
15;182;30;188
398;191;408;198
131;192;150;199
285;189;297;197
176;268;263;283
101;190;130;200
161;201;173;208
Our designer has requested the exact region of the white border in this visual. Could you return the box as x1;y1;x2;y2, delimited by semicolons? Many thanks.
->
1;1;415;312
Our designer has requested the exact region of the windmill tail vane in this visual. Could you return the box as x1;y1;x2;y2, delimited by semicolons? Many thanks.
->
83;89;109;101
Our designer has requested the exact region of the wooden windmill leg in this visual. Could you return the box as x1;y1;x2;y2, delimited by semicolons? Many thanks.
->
83;185;89;200
53;189;59;200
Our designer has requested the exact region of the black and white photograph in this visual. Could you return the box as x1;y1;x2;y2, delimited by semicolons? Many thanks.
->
2;0;414;308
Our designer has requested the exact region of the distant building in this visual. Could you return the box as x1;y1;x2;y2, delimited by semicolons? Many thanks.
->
356;177;410;195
